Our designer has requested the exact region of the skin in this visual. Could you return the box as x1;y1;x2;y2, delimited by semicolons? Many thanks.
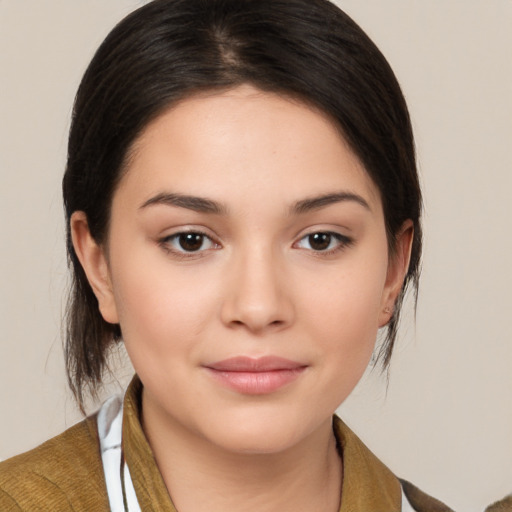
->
72;85;412;512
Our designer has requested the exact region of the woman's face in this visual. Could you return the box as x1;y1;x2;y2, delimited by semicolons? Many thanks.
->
76;85;409;454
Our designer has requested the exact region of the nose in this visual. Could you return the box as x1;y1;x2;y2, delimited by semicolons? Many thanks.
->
220;247;294;335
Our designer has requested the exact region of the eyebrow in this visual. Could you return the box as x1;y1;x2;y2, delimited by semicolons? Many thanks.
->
292;192;371;214
139;190;370;216
140;193;227;214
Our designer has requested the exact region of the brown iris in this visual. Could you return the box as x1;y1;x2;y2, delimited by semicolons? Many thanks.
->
178;233;204;251
308;233;332;251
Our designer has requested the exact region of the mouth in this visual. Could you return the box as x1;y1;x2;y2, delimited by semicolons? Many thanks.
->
203;356;308;395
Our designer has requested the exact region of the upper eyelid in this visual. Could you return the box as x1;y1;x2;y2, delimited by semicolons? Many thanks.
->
294;226;352;241
162;231;218;245
160;226;218;240
296;231;352;243
299;228;350;237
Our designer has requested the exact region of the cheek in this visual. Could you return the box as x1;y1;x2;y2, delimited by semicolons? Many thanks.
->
310;283;379;370
108;250;220;365
302;254;388;340
297;250;389;391
302;292;379;410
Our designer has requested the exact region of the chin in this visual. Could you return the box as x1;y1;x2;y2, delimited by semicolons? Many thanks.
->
208;424;303;455
200;405;329;456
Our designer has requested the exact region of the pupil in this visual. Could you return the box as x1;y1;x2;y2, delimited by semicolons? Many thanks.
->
179;233;203;251
309;233;331;251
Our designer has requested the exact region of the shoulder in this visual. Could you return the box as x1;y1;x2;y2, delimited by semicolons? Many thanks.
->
485;494;512;511
0;415;109;511
332;416;454;511
400;479;455;512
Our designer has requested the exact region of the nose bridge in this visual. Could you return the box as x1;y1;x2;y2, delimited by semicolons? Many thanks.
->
221;241;293;333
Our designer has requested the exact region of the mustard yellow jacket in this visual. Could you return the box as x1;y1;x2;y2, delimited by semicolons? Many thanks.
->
0;378;456;511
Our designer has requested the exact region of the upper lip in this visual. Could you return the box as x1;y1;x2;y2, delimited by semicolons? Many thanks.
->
205;356;306;372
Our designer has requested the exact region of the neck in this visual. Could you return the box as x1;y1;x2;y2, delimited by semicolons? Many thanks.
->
141;396;342;512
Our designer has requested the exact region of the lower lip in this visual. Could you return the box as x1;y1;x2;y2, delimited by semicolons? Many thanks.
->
205;368;306;394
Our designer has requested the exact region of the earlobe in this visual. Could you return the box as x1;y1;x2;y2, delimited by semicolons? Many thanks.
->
70;211;119;324
379;220;414;327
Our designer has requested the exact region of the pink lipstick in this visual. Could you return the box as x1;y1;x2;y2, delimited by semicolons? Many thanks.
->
204;356;307;394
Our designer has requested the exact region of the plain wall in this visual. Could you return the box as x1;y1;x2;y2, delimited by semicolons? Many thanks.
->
1;1;511;511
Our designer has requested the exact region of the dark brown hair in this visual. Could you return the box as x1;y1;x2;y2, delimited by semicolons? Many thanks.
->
63;0;422;411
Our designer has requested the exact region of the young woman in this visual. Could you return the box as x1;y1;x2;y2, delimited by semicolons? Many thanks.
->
0;0;455;510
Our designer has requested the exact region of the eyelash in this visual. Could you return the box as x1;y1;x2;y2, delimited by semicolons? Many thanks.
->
158;230;353;259
158;230;220;259
294;231;353;256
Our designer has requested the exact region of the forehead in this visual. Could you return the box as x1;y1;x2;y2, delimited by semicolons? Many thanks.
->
119;85;382;212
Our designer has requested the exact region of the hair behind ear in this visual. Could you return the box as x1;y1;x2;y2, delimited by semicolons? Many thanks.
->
65;212;121;412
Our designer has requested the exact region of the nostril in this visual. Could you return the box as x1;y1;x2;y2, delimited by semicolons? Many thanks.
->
231;320;245;327
228;318;286;332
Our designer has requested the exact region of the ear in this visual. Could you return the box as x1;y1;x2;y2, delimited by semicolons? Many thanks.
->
70;211;119;324
379;220;414;327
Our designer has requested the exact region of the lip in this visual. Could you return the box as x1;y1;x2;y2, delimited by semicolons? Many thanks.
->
203;356;307;395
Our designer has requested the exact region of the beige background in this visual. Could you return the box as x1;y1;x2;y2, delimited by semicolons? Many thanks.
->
1;1;511;510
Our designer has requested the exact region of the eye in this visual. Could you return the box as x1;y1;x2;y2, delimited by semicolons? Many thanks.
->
295;232;352;253
161;231;218;253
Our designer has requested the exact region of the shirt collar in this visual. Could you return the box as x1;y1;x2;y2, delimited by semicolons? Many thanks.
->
122;377;177;511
